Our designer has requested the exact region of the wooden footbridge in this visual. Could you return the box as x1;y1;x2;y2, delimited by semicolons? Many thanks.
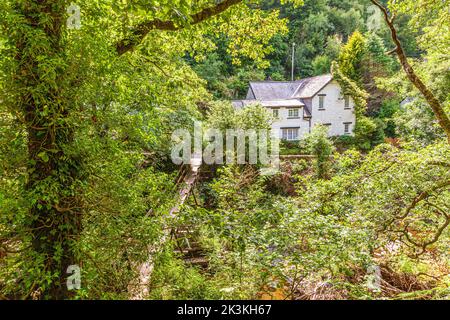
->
129;155;205;299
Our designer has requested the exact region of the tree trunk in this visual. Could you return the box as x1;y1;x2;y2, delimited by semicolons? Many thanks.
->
26;124;83;299
14;0;83;299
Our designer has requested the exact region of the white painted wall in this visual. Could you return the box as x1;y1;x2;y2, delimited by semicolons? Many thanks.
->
271;107;310;140
310;80;356;137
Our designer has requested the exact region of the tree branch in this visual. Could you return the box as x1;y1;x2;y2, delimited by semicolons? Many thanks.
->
370;0;450;143
116;0;243;56
398;180;450;220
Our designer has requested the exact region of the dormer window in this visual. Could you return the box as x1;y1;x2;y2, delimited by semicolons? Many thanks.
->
273;108;279;119
288;108;300;118
319;94;326;110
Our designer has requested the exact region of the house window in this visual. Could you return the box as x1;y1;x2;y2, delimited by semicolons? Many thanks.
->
273;108;279;119
282;128;299;141
319;95;326;110
288;108;299;118
344;95;351;109
344;122;352;134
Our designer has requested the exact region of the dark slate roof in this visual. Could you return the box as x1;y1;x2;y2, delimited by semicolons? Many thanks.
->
293;74;333;98
232;100;259;109
247;74;333;100
247;81;304;100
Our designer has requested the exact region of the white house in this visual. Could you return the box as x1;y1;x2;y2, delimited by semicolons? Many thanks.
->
232;74;356;141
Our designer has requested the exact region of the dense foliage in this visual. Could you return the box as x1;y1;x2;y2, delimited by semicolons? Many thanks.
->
0;0;448;300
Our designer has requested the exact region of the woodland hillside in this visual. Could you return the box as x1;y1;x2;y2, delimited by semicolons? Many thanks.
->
0;0;449;300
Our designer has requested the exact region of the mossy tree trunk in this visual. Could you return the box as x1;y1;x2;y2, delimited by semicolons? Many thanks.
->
13;0;83;299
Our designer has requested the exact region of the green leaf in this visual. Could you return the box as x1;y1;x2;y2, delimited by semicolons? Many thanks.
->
38;151;49;163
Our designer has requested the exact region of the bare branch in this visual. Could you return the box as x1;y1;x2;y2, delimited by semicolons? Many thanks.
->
116;0;243;55
386;48;397;55
406;214;450;257
399;180;450;220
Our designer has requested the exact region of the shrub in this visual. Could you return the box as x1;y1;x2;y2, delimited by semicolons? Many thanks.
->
301;125;335;179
